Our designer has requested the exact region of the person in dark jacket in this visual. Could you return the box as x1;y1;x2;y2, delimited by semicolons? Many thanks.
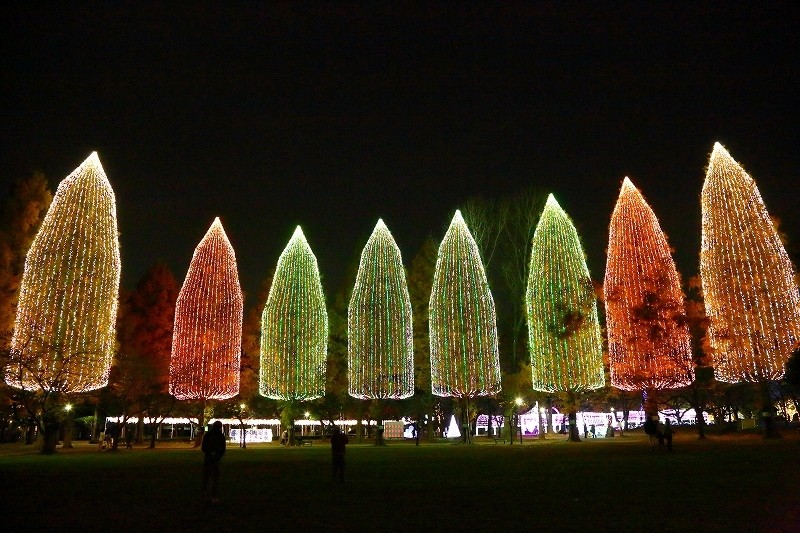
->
330;426;349;483
201;421;226;501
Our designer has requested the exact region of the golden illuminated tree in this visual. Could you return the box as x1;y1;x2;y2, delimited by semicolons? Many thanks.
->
701;143;800;383
430;210;500;442
604;178;693;410
169;218;243;402
701;143;800;437
6;153;120;394
3;154;119;454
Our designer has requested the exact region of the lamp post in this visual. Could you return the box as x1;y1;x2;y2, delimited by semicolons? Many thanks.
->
239;403;247;448
515;398;523;444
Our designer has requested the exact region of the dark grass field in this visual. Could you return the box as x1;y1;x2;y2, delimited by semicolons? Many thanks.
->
2;430;799;532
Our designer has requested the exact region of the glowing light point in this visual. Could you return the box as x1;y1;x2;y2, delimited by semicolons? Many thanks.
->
700;143;800;382
526;194;604;393
604;178;693;391
259;226;327;401
6;152;120;393
429;210;501;398
169;218;243;400
348;219;414;400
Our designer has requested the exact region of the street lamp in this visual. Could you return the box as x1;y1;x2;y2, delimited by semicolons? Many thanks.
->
515;398;523;444
238;404;247;448
64;403;72;412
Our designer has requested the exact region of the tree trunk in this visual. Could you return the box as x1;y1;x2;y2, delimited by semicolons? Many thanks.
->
149;422;158;449
459;397;472;444
760;381;781;439
39;414;60;454
193;401;206;448
644;388;659;418
62;409;74;448
136;415;144;444
696;408;706;439
375;398;385;446
426;396;435;442
90;404;99;444
547;399;556;435
568;410;581;442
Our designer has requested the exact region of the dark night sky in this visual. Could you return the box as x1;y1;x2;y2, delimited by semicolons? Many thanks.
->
1;2;798;304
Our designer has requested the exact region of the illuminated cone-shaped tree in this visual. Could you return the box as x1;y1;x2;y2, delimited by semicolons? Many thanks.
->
430;210;500;443
527;195;604;440
6;152;120;394
701;143;800;436
604;178;693;414
348;219;414;444
260;227;327;443
170;218;243;444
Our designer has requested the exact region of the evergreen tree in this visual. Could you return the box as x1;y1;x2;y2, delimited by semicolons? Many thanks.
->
700;143;800;436
527;195;604;440
348;220;413;444
605;178;693;414
430;211;501;442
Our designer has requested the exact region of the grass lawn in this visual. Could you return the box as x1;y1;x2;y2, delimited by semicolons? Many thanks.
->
1;430;799;532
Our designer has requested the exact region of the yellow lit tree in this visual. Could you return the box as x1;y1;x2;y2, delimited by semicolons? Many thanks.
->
4;153;120;453
701;143;800;436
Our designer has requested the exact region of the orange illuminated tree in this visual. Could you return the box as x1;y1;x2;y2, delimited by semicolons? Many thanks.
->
604;178;693;414
170;218;243;440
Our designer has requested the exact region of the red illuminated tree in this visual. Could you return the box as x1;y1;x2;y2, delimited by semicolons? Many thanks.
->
604;178;693;415
170;218;243;441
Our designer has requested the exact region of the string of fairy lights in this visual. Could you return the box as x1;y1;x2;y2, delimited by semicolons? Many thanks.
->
6;153;120;393
429;210;501;398
169;218;243;400
348;219;414;400
259;226;328;401
604;178;693;391
700;143;800;383
9;143;800;402
526;195;605;393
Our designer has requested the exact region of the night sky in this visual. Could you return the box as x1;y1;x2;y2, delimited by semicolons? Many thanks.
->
2;3;798;304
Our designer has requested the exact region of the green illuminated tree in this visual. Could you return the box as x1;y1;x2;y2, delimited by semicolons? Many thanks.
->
526;195;604;441
430;210;501;443
348;219;413;444
259;227;327;444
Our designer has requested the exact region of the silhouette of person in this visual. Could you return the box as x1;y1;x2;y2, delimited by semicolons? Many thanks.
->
330;426;349;483
663;419;673;452
201;421;226;502
643;416;658;450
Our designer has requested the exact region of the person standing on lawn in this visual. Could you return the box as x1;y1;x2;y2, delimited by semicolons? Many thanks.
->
663;419;674;452
201;420;226;502
331;426;349;483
